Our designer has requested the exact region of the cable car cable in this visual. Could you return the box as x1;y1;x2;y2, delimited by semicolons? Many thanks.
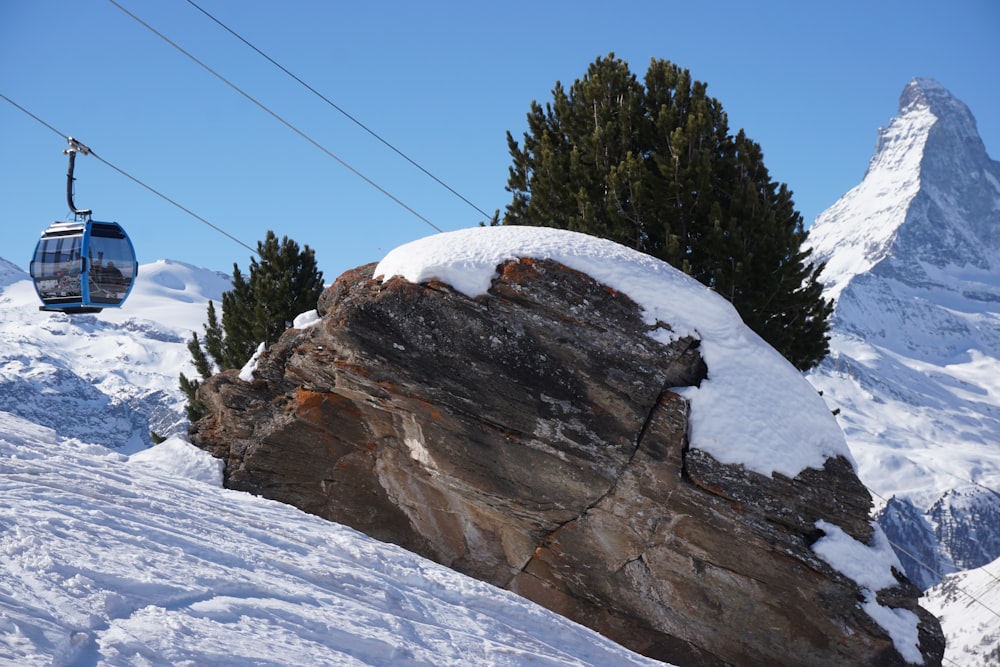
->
88;151;260;257
107;0;443;233
182;0;492;223
864;483;1000;623
0;92;259;257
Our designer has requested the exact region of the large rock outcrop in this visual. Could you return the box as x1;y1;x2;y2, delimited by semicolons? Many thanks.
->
191;255;943;666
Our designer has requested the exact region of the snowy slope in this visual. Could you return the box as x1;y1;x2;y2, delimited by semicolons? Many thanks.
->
923;557;1000;666
804;78;1000;661
0;258;229;451
0;410;664;667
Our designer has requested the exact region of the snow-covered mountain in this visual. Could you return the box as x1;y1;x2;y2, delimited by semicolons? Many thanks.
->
924;555;1000;666
806;77;1000;662
0;259;229;452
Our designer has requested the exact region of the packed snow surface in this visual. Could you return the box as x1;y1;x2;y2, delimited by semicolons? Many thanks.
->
374;225;851;479
0;410;664;667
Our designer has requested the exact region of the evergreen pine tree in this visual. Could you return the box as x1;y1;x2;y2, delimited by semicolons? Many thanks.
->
202;300;224;368
504;54;832;370
180;230;325;422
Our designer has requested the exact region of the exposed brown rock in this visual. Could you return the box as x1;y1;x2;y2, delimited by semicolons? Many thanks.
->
190;258;943;666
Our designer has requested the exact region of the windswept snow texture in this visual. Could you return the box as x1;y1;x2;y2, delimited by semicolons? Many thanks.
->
0;411;664;667
374;225;851;480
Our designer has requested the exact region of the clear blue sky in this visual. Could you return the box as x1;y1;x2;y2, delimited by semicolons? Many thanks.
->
2;0;998;280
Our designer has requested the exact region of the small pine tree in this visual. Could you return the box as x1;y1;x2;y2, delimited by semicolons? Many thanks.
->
180;231;324;422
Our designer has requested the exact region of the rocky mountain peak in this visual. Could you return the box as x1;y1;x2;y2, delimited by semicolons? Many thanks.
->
870;78;984;179
899;78;976;131
807;79;1000;301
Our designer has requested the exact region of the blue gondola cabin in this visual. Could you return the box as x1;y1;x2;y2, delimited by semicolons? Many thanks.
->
29;220;137;313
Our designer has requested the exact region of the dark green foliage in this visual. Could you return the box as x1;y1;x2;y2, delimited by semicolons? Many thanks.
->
180;230;325;422
504;54;832;370
217;231;325;370
178;370;206;422
202;300;224;369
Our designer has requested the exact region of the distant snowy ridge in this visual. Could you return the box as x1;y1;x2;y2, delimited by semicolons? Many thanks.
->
0;257;229;451
0;257;27;289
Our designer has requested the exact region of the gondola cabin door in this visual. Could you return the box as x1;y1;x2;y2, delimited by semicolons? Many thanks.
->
29;219;137;313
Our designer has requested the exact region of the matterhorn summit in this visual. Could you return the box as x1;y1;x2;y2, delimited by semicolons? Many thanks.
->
806;77;1000;610
809;78;1000;303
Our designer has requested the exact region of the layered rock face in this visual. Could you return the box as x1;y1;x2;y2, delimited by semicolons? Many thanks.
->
191;258;943;666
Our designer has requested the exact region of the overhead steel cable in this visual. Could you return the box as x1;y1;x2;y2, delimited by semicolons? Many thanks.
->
864;483;1000;623
89;152;261;256
182;0;492;224
0;92;260;257
883;533;1000;622
107;0;442;233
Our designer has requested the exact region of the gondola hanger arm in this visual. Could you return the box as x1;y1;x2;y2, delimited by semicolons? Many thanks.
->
66;136;91;156
65;137;92;219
